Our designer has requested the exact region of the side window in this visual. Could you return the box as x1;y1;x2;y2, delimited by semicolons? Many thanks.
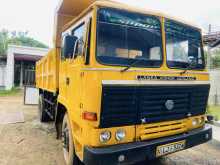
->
72;23;85;55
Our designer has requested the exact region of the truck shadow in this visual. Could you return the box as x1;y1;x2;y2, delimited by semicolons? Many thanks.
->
135;158;168;165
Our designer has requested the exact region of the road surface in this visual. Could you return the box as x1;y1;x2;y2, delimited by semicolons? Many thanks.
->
0;95;220;165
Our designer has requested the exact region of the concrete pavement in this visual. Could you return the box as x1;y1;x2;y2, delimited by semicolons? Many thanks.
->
212;125;220;141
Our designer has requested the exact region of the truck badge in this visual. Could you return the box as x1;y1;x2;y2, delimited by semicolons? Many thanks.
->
141;118;147;124
165;100;174;110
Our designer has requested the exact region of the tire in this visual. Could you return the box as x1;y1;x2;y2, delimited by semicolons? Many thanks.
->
62;113;81;165
38;94;50;122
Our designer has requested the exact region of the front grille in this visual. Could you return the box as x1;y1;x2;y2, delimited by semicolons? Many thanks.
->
99;85;210;128
136;119;187;140
100;87;137;128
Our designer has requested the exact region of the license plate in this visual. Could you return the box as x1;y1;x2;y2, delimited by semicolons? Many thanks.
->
156;140;186;157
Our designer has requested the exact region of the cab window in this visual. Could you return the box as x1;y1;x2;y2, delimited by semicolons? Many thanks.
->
72;23;85;55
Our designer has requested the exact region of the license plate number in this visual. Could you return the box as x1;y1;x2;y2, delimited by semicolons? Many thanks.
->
156;140;186;157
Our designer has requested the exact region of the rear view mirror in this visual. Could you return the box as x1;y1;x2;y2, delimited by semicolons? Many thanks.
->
63;35;78;59
188;56;197;68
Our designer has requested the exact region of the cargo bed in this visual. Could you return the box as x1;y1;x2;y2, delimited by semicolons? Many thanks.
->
36;49;58;93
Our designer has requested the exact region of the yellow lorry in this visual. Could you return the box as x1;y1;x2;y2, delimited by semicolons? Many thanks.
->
36;0;212;164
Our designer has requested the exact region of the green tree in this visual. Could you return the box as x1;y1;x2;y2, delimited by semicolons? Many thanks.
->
0;29;9;56
212;54;220;69
0;29;48;56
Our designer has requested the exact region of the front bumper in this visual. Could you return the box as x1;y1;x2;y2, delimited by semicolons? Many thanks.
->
83;125;212;165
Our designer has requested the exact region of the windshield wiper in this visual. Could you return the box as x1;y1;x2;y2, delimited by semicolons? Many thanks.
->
121;58;144;73
180;65;192;75
180;63;197;75
180;56;198;75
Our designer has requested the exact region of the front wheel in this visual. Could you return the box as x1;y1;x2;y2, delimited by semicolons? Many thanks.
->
62;113;81;165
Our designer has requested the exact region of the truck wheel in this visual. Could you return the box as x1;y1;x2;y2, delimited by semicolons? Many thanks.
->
38;94;50;122
62;113;81;165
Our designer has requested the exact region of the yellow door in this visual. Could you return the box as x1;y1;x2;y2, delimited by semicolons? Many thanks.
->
66;57;83;111
59;59;70;105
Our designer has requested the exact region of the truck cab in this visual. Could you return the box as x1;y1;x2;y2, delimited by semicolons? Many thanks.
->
36;1;212;165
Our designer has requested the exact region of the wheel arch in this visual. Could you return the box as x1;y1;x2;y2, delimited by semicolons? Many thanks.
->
39;88;43;95
55;102;67;139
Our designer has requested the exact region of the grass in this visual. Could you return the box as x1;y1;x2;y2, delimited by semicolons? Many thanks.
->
207;106;220;121
0;88;22;96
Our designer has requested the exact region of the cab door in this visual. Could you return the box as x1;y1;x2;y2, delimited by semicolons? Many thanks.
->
66;21;88;114
59;34;69;105
65;20;91;159
59;32;78;106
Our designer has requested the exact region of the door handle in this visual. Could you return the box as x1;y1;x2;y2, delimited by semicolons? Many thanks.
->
66;77;70;85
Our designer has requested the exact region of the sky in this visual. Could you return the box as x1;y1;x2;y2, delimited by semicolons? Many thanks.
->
0;0;220;48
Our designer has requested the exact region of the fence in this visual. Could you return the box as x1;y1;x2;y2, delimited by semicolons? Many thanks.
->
209;69;220;105
24;69;35;86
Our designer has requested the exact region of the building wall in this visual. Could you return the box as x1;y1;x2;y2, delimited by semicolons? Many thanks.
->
6;47;15;90
0;65;6;88
5;45;49;90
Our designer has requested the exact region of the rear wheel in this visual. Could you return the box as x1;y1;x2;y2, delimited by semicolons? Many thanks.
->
38;94;50;122
62;113;81;165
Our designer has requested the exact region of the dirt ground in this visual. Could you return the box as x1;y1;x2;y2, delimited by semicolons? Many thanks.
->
0;94;65;165
0;94;220;165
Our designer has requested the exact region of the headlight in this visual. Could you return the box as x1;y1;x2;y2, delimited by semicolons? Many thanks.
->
100;131;111;143
115;129;126;141
192;117;204;127
192;118;199;126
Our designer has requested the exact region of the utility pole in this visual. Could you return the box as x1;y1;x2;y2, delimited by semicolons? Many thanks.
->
207;24;212;70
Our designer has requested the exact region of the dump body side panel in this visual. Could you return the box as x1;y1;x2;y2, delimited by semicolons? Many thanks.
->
36;49;58;93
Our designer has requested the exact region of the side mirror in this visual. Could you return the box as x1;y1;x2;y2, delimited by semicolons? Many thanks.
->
63;35;78;59
188;56;197;68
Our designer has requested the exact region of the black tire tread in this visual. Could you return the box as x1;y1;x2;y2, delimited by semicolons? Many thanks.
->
62;113;82;165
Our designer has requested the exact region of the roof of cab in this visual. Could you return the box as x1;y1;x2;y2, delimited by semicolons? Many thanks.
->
93;1;201;30
54;0;201;47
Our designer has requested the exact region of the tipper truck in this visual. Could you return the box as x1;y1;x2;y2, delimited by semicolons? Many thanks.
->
36;0;212;164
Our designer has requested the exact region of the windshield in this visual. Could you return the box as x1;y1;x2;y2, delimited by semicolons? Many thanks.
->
165;19;205;69
96;8;163;68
